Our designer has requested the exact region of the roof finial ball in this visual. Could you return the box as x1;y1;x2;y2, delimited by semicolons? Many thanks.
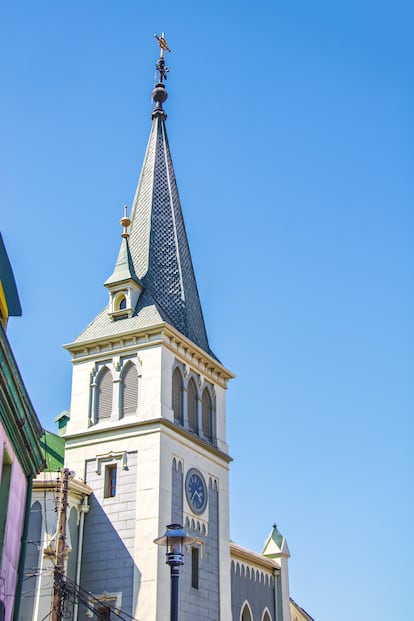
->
120;205;131;239
152;33;171;118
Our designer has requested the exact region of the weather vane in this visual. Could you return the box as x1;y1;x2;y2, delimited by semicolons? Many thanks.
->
154;32;171;82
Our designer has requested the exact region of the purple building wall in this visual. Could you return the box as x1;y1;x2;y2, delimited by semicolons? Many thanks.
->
0;426;28;621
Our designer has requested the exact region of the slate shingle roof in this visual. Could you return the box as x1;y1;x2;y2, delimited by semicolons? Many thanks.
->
74;89;214;358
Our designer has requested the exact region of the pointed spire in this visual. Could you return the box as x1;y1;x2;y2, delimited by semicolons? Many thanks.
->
74;36;214;357
123;34;212;354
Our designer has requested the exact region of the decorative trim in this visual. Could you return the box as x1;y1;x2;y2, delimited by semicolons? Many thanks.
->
95;451;128;474
230;542;280;572
240;600;254;621
65;417;232;463
64;323;235;387
85;591;122;618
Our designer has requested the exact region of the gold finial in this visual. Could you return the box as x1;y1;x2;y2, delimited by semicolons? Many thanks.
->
120;205;131;238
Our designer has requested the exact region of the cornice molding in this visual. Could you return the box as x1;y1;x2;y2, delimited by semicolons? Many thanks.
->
64;322;235;388
64;417;232;464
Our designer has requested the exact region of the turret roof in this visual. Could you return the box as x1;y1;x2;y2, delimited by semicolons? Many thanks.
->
262;523;291;558
104;236;141;288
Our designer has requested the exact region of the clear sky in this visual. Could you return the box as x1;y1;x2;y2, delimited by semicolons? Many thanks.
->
1;2;412;621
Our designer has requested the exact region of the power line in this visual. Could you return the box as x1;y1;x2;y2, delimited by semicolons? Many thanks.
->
63;574;140;621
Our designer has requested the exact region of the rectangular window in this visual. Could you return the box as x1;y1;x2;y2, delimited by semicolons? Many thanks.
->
96;605;111;620
191;546;199;589
104;464;117;498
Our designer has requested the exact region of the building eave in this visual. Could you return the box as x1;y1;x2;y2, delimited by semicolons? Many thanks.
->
230;542;281;572
0;322;45;475
64;321;235;388
290;598;316;621
33;472;93;497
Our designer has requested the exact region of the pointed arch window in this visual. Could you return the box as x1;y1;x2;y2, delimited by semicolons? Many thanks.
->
241;602;253;621
187;378;198;433
262;610;272;621
172;368;183;425
96;367;113;422
121;363;138;417
202;388;213;442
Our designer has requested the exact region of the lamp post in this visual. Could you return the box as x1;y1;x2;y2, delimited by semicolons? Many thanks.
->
154;523;195;621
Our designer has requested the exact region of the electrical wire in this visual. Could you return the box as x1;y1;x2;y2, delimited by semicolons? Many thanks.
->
63;574;140;621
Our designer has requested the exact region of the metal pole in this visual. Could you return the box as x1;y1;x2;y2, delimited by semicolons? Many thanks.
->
170;563;180;621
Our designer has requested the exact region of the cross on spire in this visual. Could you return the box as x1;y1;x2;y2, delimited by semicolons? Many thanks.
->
154;32;171;82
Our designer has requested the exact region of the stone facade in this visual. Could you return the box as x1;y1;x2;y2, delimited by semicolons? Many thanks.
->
79;452;138;617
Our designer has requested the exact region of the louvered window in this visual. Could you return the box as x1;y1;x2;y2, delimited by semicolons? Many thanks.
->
188;379;198;433
96;368;113;421
121;363;138;417
202;389;213;441
172;368;183;424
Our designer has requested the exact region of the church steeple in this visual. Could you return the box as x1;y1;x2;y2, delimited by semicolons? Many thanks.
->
74;35;213;357
63;38;234;621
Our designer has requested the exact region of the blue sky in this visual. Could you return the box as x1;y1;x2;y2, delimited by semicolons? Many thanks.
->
1;2;412;621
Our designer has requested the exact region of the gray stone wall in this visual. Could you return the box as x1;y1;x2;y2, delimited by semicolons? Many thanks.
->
231;561;276;621
177;474;220;621
171;458;183;523
80;452;137;617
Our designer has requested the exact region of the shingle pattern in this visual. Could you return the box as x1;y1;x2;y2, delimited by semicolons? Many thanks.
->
74;114;213;357
104;237;140;286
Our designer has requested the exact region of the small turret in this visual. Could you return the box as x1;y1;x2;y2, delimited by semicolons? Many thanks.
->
262;524;291;621
104;206;143;319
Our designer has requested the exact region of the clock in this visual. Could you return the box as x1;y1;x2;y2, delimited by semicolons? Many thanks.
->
185;468;208;515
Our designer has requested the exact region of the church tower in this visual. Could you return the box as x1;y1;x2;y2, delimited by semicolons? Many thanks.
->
64;36;234;621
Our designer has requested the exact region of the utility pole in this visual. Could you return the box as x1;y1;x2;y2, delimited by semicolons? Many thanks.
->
51;468;69;621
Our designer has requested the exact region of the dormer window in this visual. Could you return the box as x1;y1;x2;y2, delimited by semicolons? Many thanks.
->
106;281;143;321
114;293;127;312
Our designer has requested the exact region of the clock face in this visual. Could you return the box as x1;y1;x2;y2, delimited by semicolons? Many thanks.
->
185;468;207;515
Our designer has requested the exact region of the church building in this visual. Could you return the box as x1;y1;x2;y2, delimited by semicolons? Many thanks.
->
19;37;302;621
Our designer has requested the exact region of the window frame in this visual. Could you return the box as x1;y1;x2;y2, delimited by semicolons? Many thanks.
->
172;367;184;425
191;546;199;589
187;377;198;433
104;464;117;498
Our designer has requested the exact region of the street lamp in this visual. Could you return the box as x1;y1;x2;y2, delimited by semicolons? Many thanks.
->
154;523;195;621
